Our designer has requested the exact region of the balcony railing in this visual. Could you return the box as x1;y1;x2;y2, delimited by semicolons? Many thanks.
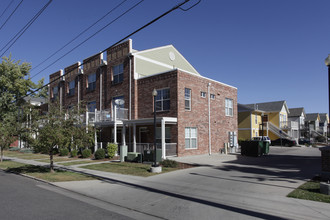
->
87;108;128;124
280;121;298;130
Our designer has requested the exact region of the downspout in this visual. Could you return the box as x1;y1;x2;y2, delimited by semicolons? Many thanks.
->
128;54;132;149
100;67;102;111
208;83;211;155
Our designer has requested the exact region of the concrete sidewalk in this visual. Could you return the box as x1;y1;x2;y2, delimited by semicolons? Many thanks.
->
4;147;330;220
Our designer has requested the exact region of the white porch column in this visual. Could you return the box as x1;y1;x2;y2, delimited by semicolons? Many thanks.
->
114;106;117;144
122;125;126;146
161;118;166;159
94;128;98;152
133;123;136;152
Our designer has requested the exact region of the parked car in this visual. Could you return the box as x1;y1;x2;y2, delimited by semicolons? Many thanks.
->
271;138;296;147
252;136;271;145
298;138;311;145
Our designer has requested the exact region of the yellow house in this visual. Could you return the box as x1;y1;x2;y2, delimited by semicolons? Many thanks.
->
237;104;265;140
238;101;295;141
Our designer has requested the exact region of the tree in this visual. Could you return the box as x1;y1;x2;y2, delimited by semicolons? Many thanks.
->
0;113;17;162
32;78;48;99
0;55;35;162
37;102;94;172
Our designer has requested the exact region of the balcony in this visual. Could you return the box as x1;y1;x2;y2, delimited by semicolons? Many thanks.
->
87;108;128;124
280;121;298;130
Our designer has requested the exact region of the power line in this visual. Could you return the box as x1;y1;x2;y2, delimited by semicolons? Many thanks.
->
0;0;24;31
30;0;144;80
0;0;14;20
0;0;52;57
22;0;194;101
30;0;128;74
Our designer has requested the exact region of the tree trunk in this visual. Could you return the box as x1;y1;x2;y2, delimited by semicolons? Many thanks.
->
0;147;3;163
49;148;54;173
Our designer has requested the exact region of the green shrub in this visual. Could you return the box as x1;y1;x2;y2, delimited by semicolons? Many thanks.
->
59;148;69;156
70;149;78;157
107;143;117;159
9;147;20;151
94;148;105;160
82;149;92;158
19;148;34;153
160;159;178;168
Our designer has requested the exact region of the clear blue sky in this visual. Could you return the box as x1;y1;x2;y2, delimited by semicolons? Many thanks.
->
1;0;330;115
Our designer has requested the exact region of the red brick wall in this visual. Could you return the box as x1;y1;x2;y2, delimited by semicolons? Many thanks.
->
176;70;237;156
135;69;237;157
82;53;103;109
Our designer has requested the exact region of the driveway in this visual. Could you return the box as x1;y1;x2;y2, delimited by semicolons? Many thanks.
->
54;146;330;220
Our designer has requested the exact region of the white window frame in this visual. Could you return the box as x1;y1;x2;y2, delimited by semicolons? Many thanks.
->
201;91;206;98
113;63;124;84
185;127;197;149
156;88;170;111
210;94;215;100
255;114;258;125
185;88;191;111
225;98;233;117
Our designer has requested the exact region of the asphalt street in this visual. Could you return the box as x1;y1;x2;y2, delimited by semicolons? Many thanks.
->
0;170;137;220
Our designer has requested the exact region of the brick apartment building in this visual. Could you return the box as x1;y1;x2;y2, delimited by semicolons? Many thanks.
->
49;39;237;158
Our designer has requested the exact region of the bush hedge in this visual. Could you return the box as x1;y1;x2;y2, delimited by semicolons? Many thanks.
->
94;148;105;160
82;149;92;158
70;149;78;157
107;143;117;159
59;148;69;156
160;159;178;168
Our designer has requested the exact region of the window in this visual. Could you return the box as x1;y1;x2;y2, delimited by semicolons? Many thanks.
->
225;98;233;116
87;101;96;112
68;80;75;96
255;114;258;125
201;91;206;98
87;73;96;91
156;88;170;111
52;86;58;99
156;127;171;143
210;94;215;99
185;127;197;149
185;88;191;110
113;63;123;84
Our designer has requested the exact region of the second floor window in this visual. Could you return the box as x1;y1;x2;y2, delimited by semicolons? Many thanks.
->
68;80;75;96
201;91;206;98
225;98;233;116
156;88;170;111
113;63;123;84
52;86;58;99
255;114;258;125
87;73;96;91
185;88;191;111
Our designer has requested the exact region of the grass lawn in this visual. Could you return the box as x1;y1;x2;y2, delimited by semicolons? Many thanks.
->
81;162;179;177
59;160;105;166
287;178;330;203
0;160;27;170
37;157;80;163
5;165;96;182
3;150;49;160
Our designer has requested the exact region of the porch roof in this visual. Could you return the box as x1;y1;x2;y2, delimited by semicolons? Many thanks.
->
124;117;177;125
